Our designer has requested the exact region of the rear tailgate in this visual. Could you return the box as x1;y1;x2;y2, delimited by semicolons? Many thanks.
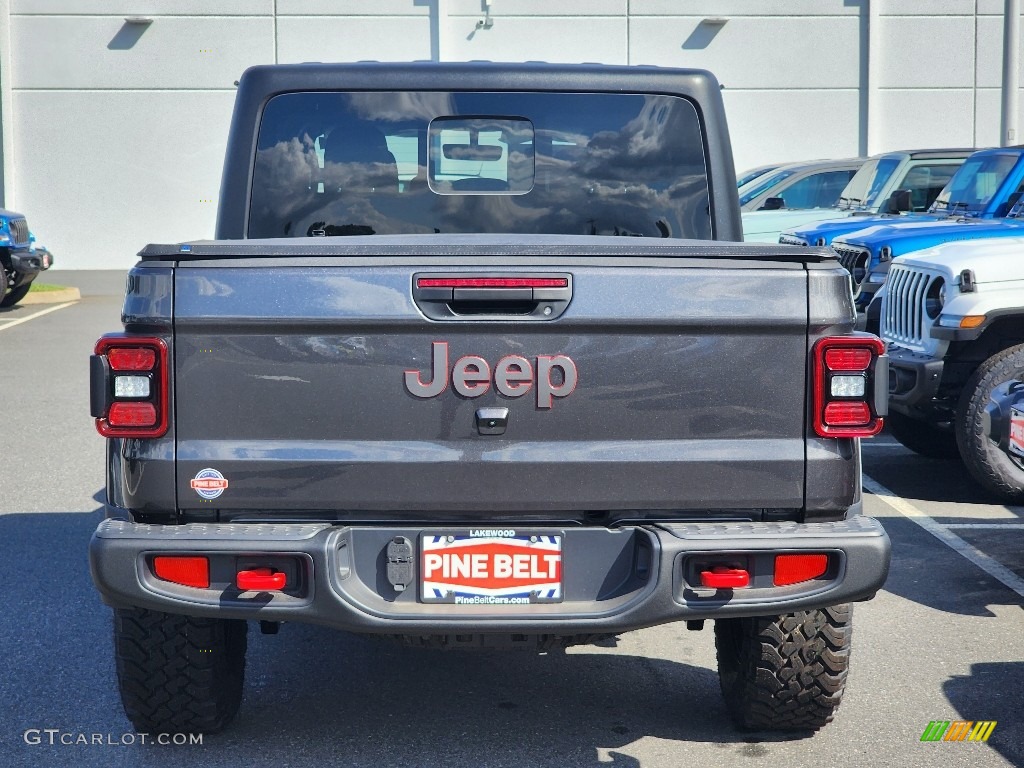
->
169;238;815;519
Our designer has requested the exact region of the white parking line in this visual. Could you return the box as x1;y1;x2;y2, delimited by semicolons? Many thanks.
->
863;473;1024;599
0;302;76;332
944;523;1024;530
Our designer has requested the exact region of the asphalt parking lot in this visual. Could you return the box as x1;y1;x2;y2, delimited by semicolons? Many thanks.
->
1;270;1022;768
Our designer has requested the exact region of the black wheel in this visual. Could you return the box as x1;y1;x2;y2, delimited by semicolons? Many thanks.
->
714;604;852;732
885;411;959;459
114;607;247;733
0;283;31;308
956;344;1024;501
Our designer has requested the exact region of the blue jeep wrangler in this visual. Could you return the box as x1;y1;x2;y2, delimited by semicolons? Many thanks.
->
781;147;1024;250
832;149;1024;310
0;207;52;307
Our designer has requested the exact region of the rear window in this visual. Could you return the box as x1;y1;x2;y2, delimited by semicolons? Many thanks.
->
248;91;711;239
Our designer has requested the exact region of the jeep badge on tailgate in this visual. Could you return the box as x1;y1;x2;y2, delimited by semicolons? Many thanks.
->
404;341;578;408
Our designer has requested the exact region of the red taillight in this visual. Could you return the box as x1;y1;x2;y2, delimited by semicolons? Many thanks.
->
824;347;872;371
812;335;885;438
107;347;156;371
93;336;169;438
823;401;871;426
774;554;829;586
416;277;568;289
107;402;157;427
153;556;210;588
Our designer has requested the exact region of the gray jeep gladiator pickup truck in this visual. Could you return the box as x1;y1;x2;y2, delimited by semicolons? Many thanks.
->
89;62;891;735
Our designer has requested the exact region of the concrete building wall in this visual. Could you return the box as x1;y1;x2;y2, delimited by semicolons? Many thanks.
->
0;1;1021;268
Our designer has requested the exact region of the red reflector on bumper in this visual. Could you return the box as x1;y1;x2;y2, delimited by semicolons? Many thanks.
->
153;556;210;588
774;554;829;586
107;347;156;371
107;401;157;427
237;568;286;591
823;401;871;426
700;566;749;589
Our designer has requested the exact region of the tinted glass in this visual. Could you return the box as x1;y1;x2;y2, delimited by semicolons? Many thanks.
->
839;157;892;209
996;177;1024;217
738;168;797;206
1007;188;1024;218
249;91;711;239
769;170;855;210
427;116;535;195
736;164;779;187
861;158;902;207
899;163;960;211
931;153;1018;213
815;170;858;207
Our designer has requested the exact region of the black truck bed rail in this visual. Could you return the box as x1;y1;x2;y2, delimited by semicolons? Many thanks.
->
139;234;838;264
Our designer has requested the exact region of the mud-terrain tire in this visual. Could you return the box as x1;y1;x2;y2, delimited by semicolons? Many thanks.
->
114;608;247;733
714;604;852;732
956;344;1024;502
886;411;959;459
0;283;28;307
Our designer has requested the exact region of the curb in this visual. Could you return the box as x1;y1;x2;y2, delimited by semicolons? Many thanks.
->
18;286;81;305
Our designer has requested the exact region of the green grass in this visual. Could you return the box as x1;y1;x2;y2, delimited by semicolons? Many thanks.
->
28;282;67;292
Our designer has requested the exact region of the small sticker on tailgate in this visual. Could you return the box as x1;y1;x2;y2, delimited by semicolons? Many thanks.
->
420;531;562;604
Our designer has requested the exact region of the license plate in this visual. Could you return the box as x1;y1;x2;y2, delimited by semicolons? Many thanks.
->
1010;408;1024;457
420;530;562;604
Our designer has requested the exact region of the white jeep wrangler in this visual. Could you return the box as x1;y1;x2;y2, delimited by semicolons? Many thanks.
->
882;234;1024;499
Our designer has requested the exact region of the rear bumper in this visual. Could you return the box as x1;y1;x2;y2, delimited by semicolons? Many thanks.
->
90;516;891;633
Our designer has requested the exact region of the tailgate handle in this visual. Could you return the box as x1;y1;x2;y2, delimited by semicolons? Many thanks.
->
413;274;572;320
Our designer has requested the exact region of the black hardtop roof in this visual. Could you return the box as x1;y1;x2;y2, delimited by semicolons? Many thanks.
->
217;61;744;242
236;60;723;93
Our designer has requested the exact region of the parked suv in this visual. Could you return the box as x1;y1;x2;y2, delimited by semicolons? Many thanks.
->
831;148;1024;311
782;147;1024;250
883;235;1024;498
0;207;39;307
738;158;863;212
745;148;969;244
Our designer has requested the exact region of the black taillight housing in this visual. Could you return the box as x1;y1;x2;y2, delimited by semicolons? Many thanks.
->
91;335;169;438
812;335;886;438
